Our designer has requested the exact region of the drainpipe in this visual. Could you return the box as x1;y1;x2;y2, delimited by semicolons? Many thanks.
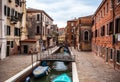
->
111;0;116;69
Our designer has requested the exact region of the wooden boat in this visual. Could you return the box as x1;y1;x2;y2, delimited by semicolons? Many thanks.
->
52;73;72;82
33;66;49;78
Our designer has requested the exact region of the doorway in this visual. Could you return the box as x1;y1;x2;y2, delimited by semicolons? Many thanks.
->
23;45;28;54
6;46;10;56
106;48;108;62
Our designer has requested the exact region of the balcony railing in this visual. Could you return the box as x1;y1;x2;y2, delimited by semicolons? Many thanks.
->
10;16;18;24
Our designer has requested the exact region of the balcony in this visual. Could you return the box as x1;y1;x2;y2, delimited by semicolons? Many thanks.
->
45;21;49;25
10;16;18;24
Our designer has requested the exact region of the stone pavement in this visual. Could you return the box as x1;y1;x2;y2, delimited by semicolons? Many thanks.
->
72;48;120;82
0;46;58;82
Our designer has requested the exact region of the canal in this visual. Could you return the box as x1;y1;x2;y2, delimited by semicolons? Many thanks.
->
24;46;72;82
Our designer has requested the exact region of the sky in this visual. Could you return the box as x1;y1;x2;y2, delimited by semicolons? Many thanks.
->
26;0;102;28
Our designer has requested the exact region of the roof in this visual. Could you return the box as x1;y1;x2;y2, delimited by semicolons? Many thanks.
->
27;8;53;21
93;0;105;16
67;18;78;22
21;39;37;43
79;15;93;26
78;15;93;19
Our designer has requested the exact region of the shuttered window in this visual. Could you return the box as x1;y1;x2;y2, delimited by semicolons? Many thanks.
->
4;5;7;16
7;25;10;35
7;7;10;17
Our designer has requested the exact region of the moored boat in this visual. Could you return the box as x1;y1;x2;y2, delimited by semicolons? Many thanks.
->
52;73;71;82
33;66;49;78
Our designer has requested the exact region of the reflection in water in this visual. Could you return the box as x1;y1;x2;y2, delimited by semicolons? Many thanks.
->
53;61;67;71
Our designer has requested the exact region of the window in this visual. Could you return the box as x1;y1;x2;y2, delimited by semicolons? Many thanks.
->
7;41;10;45
101;11;102;18
15;11;18;18
7;7;10;17
15;0;20;6
95;30;97;37
103;7;105;16
71;23;74;26
14;27;20;36
11;41;14;48
6;25;10;35
110;49;113;59
11;9;15;16
18;28;20;36
37;14;40;21
14;28;17;36
115;18;120;33
36;26;39;34
71;35;74;40
106;3;109;13
84;31;89;41
101;26;105;36
20;1;22;7
4;5;7;16
106;24;109;35
116;50;120;63
109;21;114;35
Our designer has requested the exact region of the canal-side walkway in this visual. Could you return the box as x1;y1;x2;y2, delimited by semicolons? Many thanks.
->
71;48;120;82
0;46;58;82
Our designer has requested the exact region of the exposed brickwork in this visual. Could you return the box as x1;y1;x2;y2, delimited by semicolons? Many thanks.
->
66;19;77;46
92;0;120;69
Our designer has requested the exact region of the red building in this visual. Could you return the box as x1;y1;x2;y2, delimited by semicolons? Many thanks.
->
77;15;92;51
92;0;120;69
66;19;77;47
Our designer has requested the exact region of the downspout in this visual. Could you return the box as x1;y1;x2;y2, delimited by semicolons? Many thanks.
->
112;0;116;70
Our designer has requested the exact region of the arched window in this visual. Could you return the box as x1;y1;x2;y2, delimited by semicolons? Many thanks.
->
84;30;89;41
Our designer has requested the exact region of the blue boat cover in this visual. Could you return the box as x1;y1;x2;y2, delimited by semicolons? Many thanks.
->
52;73;71;82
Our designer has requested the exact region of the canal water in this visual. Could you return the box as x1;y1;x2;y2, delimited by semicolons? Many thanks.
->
24;47;72;82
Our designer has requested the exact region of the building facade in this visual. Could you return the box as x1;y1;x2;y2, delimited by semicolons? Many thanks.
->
0;0;26;59
26;8;53;53
49;24;58;47
66;19;77;47
58;28;65;44
76;16;92;51
92;0;120;69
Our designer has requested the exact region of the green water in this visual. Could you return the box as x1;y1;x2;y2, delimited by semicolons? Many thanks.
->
29;65;72;82
25;47;72;82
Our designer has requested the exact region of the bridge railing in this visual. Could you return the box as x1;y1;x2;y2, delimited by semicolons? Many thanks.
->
38;54;76;62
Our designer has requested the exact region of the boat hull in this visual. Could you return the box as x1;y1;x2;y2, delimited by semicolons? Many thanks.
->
33;66;49;78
